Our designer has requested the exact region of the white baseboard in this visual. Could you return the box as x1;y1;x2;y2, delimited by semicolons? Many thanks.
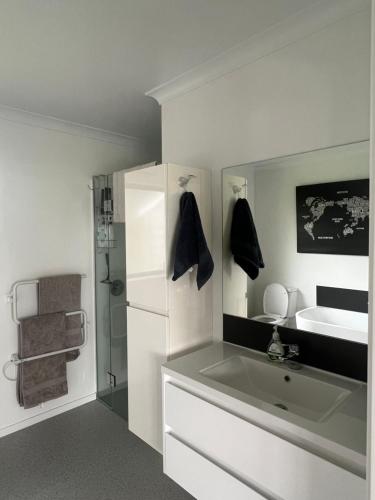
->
0;393;96;439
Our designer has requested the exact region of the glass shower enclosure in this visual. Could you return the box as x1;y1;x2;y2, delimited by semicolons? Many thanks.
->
93;174;128;420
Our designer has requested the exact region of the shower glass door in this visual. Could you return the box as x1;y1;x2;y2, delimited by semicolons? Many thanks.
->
93;174;128;420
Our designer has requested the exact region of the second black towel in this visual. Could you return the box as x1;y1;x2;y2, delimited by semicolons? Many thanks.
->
230;198;264;279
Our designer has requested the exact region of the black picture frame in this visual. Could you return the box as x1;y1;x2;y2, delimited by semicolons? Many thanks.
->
296;179;369;256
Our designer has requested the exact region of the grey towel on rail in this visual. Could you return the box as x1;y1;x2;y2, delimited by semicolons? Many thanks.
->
17;313;68;409
39;275;81;361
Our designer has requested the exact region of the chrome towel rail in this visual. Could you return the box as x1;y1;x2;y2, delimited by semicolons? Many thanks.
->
2;310;88;381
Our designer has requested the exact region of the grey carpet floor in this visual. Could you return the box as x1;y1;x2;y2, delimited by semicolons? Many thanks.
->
0;400;193;500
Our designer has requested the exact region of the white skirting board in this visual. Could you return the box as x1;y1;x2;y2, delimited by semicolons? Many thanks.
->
0;392;96;439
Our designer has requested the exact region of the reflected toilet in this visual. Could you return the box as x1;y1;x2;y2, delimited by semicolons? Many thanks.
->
252;283;297;325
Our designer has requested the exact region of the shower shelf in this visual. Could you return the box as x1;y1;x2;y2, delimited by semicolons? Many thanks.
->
96;240;117;249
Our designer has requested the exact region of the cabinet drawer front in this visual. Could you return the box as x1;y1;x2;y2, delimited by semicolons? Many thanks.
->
165;434;265;500
164;383;365;500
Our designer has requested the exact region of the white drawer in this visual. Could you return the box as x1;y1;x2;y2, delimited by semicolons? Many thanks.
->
165;433;265;500
164;383;366;500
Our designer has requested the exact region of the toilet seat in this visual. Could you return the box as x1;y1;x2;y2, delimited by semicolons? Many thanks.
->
251;314;287;325
251;283;291;325
263;283;289;318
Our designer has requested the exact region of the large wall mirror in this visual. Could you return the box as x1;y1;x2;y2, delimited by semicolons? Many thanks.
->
222;141;369;344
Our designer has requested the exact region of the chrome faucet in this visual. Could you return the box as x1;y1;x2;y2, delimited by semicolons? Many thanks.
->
267;326;300;363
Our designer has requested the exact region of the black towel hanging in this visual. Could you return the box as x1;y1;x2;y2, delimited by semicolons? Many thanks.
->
172;192;214;290
230;198;264;279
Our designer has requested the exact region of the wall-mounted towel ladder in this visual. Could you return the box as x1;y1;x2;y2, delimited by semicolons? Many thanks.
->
3;276;88;381
7;276;87;324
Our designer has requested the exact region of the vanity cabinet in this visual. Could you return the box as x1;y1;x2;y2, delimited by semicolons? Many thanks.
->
162;377;366;500
165;434;264;500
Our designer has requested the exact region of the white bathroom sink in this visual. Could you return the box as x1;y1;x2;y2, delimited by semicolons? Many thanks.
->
295;306;368;344
200;355;359;422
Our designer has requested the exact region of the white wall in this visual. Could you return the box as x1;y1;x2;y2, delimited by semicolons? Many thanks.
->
0;112;153;436
161;8;371;338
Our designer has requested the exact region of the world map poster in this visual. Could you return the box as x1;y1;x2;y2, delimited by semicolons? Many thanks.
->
296;179;369;256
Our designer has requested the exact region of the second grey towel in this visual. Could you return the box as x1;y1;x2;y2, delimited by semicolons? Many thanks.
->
17;312;68;409
39;274;82;361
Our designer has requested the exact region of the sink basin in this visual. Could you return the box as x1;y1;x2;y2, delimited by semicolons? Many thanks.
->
200;355;358;422
296;306;367;344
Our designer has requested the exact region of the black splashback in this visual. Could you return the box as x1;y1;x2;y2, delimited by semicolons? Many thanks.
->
317;286;368;313
223;314;367;382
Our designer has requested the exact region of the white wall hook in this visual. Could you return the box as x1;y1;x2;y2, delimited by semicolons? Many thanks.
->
178;174;196;191
232;183;246;199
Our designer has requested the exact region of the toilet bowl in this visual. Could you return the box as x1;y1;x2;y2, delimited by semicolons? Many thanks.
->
252;283;297;325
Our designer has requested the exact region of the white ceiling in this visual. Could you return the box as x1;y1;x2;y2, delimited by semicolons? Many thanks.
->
0;0;316;141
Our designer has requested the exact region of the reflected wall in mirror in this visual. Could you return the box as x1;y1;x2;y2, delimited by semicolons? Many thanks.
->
222;141;369;344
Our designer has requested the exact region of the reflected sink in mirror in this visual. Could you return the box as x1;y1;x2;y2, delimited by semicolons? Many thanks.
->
201;355;360;423
296;306;368;344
